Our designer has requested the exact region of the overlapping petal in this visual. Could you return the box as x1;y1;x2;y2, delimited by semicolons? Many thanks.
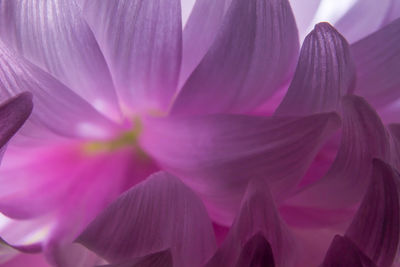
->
322;159;400;267
289;0;321;40
77;172;216;267
206;179;295;267
329;0;392;43
0;92;32;156
0;0;120;119
345;159;400;267
276;22;355;116
171;0;299;115
321;235;376;267
100;250;173;267
0;40;117;139
286;95;390;208
83;0;182;113
141;112;340;224
180;0;229;87
351;18;400;117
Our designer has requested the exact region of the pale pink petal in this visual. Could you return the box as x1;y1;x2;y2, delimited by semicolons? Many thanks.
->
345;159;400;267
100;250;173;267
351;18;400;113
171;0;299;115
234;233;275;267
205;179;295;267
333;0;392;43
0;0;120;119
286;95;390;208
0;40;118;139
77;172;216;267
321;235;376;267
0;214;52;256
0;92;32;154
83;0;182;113
141;112;340;224
179;0;229;87
276;23;355;116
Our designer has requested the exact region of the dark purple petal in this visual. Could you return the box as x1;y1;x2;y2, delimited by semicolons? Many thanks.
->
351;18;400;114
77;172;216;267
100;250;173;267
83;0;182;113
171;0;299;115
276;23;355;116
321;235;376;267
287;95;390;208
0;0;120;119
345;159;400;267
0;40;117;139
388;124;400;170
234;233;275;267
0;92;32;151
205;179;295;267
141;112;340;224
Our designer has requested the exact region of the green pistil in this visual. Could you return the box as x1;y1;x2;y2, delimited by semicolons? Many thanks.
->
84;118;146;156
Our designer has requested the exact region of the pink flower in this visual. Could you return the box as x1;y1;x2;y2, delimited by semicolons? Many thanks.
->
0;0;399;266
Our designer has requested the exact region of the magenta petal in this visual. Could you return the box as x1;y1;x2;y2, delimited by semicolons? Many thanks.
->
205;179;295;267
100;250;173;267
180;0;228;87
0;253;49;267
77;172;216;267
345;159;400;267
171;0;299;115
321;235;376;267
287;95;390;208
351;18;400;112
234;233;275;267
0;41;117;139
276;23;355;116
0;92;32;152
141;112;340;224
83;0;182;113
0;0;120;119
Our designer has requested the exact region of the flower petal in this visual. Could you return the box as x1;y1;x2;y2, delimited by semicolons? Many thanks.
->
330;0;392;43
141;112;340;224
83;0;182;113
286;95;390;208
205;179;295;267
234;233;275;267
388;124;400;170
179;0;229;87
321;235;376;267
100;250;173;267
0;40;117;139
171;0;299;115
345;159;400;267
0;92;32;153
0;0;120;119
289;0;321;40
275;23;355;116
351;18;400;113
77;172;216;267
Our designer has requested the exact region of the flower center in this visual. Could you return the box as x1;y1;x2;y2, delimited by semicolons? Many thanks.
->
83;118;145;156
